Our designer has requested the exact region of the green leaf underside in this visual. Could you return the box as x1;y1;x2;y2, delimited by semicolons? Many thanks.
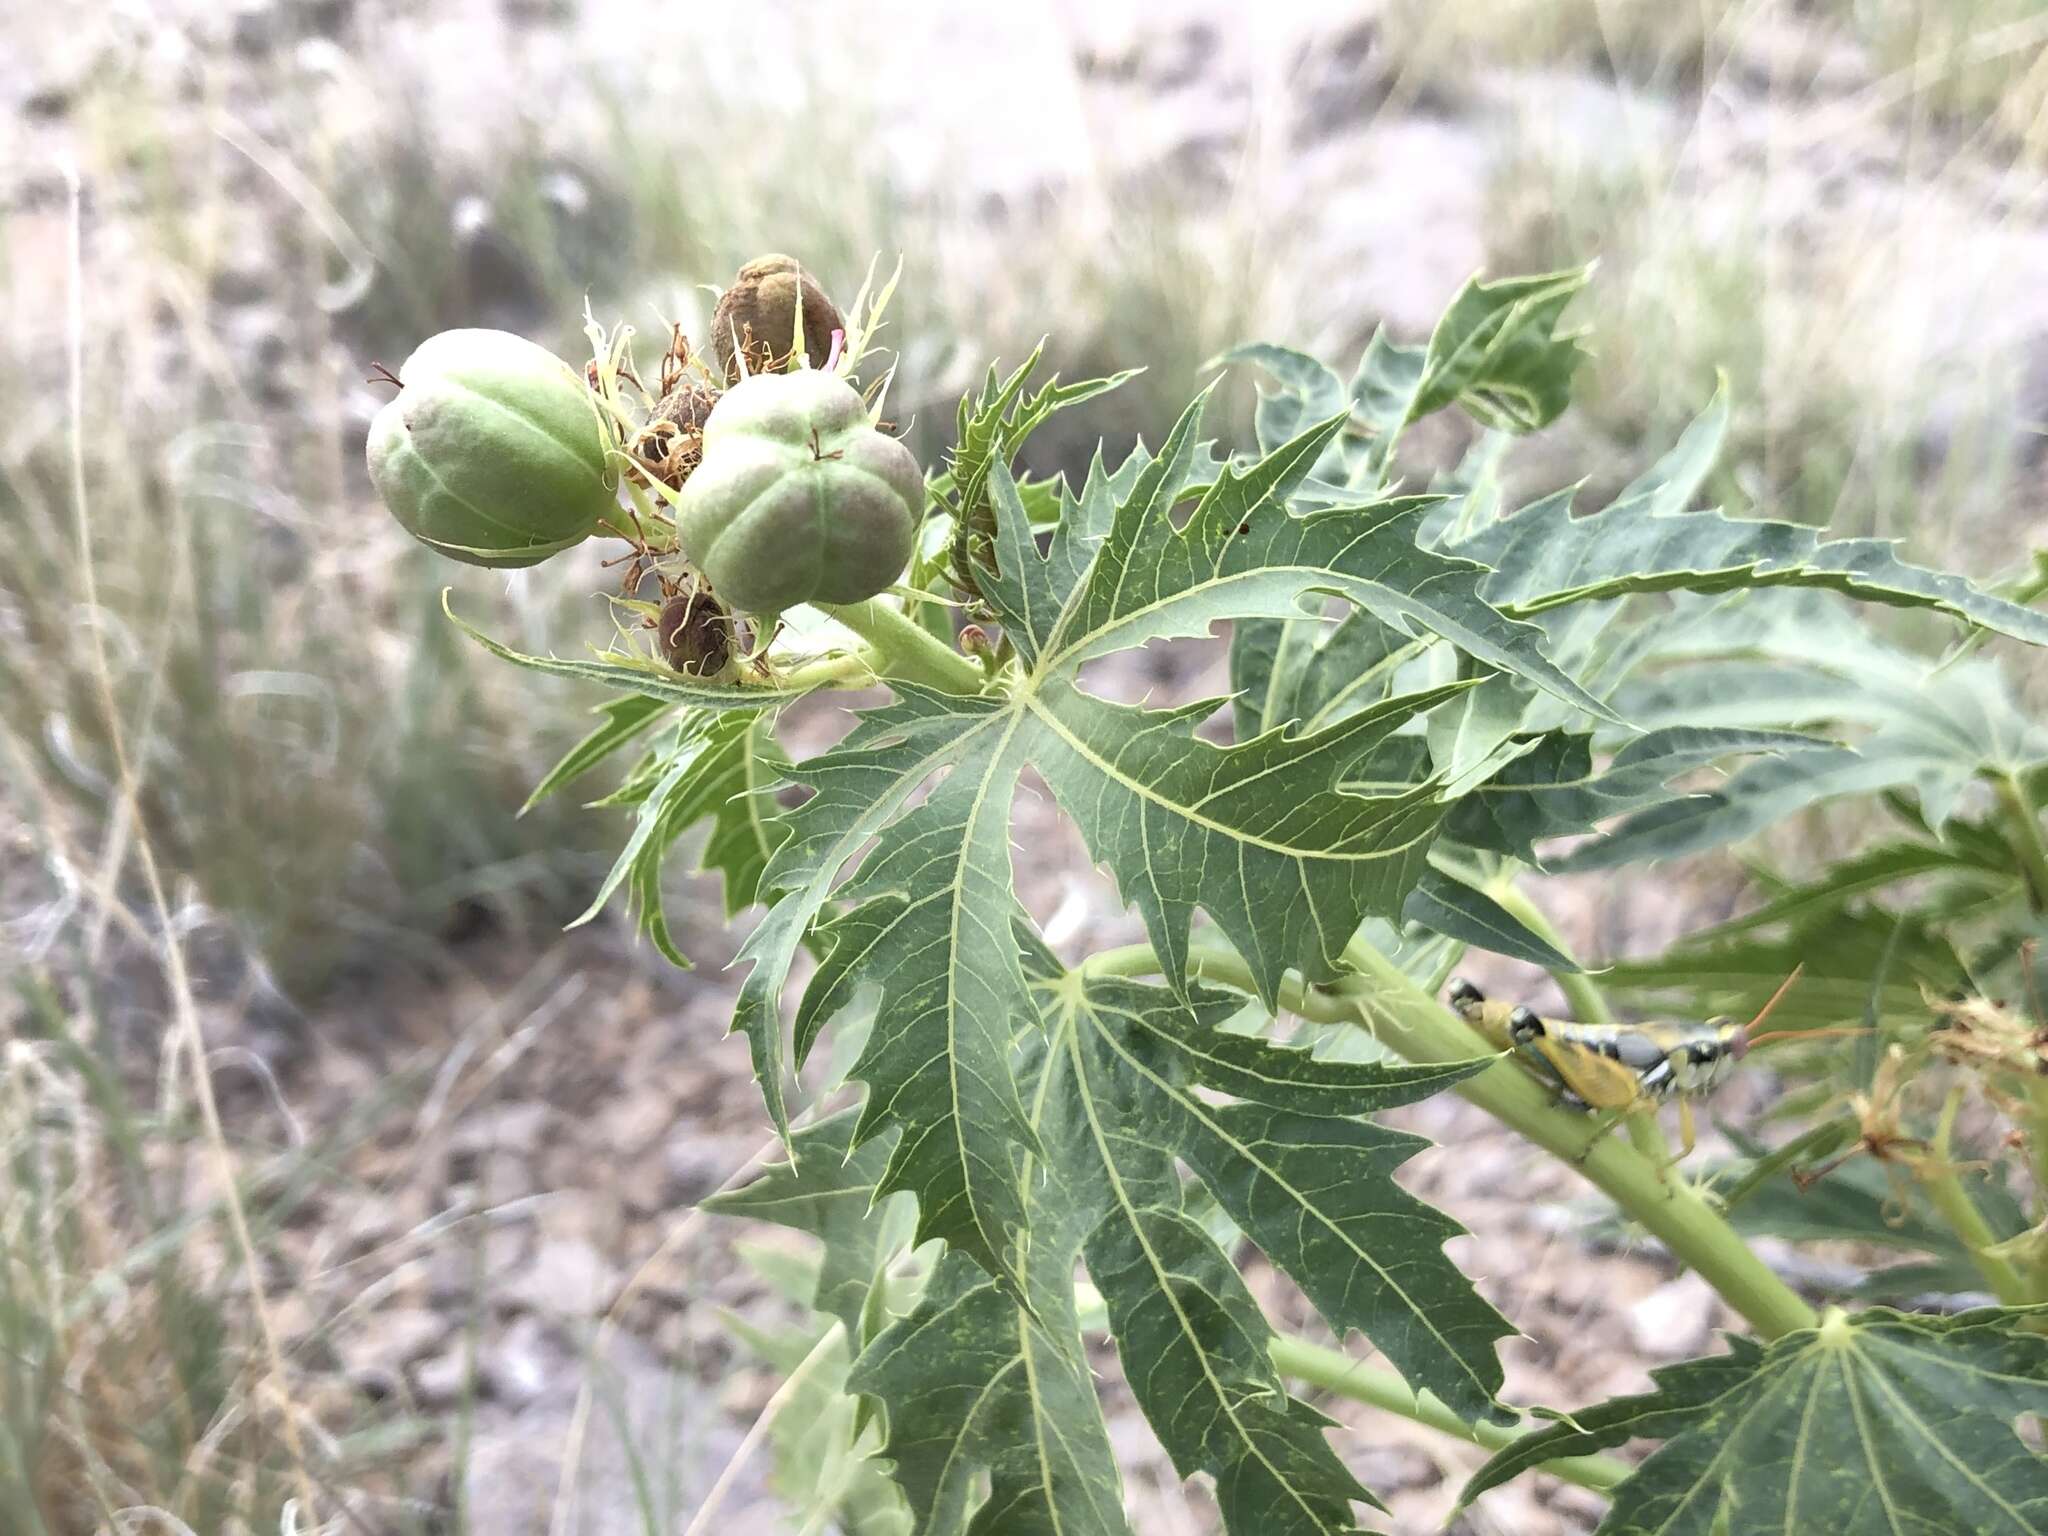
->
1441;725;1836;865
851;1023;1138;1536
853;1251;1129;1536
701;1108;914;1341
443;591;806;707
1401;868;1579;969
1059;978;1510;1431
841;976;1507;1536
1456;487;2048;648
1460;1307;2048;1535
522;691;671;812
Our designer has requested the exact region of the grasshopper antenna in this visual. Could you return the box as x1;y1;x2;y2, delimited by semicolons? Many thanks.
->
1743;965;1871;1051
1746;964;1804;1035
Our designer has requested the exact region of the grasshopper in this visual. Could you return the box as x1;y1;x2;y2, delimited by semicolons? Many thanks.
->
1446;969;1812;1162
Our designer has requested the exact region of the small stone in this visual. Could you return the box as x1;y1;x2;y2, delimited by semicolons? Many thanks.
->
448;1101;551;1155
411;1345;475;1409
483;1314;573;1407
427;1223;531;1304
347;1306;447;1381
505;1237;619;1316
1627;1271;1719;1360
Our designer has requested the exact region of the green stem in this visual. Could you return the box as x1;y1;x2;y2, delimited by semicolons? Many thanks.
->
1083;940;1819;1339
1268;1334;1630;1495
2027;1078;2048;1234
1489;882;1612;1025
1997;773;2048;914
1921;1088;2035;1306
772;649;882;692
2025;1078;2048;1301
813;597;983;694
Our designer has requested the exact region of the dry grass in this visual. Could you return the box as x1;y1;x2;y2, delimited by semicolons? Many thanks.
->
0;967;435;1536
1466;0;2047;565
0;8;1289;1006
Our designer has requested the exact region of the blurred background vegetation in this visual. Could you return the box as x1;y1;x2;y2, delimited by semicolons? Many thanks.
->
2;1;2044;1531
6;0;2044;1003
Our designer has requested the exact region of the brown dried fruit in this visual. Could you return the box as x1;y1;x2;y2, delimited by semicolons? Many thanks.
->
633;375;721;491
657;586;736;679
710;254;844;384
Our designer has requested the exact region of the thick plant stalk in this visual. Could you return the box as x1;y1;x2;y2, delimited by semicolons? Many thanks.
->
1336;937;1817;1338
1921;1089;2035;1307
1267;1334;1630;1495
814;596;983;693
773;649;885;692
2028;1079;2048;1250
1998;773;2048;914
1084;940;1820;1340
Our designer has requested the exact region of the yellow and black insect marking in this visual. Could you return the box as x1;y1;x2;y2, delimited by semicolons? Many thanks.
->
1445;969;1807;1164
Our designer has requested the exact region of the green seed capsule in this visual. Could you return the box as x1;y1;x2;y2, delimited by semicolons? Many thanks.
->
367;328;617;568
675;369;921;615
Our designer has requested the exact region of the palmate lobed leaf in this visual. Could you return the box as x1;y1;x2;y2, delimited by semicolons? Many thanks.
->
724;974;1504;1536
1449;383;2048;646
1443;724;1840;866
852;1249;1129;1536
731;391;1605;1301
1055;976;1509;1431
1459;1306;2048;1536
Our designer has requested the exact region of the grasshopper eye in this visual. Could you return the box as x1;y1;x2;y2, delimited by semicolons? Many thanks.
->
1508;1006;1542;1042
1447;978;1482;1008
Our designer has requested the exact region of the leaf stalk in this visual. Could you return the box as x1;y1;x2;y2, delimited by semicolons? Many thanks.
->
1266;1334;1629;1495
813;597;984;694
1996;772;2048;914
1919;1088;2036;1307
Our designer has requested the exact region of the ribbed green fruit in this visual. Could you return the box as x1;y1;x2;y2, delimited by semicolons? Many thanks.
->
676;369;921;614
367;328;616;568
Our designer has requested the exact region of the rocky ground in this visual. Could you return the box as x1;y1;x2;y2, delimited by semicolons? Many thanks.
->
7;2;2045;1533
